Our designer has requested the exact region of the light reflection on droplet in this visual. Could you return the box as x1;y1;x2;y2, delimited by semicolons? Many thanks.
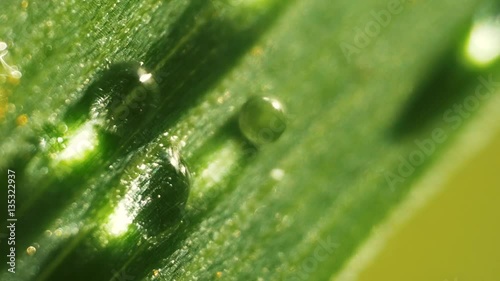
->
464;19;500;67
197;142;239;191
270;168;285;181
463;2;500;68
106;203;134;236
104;147;190;237
139;72;153;83
56;121;99;162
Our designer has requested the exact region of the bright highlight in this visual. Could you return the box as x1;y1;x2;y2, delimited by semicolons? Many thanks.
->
57;122;99;162
464;20;500;67
106;203;133;236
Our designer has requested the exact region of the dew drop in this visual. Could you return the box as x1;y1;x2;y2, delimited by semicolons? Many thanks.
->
66;62;159;137
90;63;159;135
135;147;190;235
26;246;36;256
106;147;190;237
238;96;287;146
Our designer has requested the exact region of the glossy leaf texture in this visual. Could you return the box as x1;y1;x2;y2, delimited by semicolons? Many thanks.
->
1;0;500;281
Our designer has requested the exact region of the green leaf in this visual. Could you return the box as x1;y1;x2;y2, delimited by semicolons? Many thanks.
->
1;0;499;280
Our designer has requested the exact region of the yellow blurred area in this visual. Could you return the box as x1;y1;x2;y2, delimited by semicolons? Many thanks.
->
357;132;500;281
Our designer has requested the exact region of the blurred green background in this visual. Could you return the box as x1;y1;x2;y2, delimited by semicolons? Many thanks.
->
357;131;500;281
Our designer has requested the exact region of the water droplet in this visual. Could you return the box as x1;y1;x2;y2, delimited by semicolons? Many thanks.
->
92;63;159;135
135;148;190;235
67;62;159;137
106;147;190;236
238;96;287;146
26;246;36;256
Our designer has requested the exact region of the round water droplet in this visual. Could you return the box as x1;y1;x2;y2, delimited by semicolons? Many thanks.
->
238;96;287;146
26;246;36;256
90;62;159;135
65;62;159;137
134;147;190;235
